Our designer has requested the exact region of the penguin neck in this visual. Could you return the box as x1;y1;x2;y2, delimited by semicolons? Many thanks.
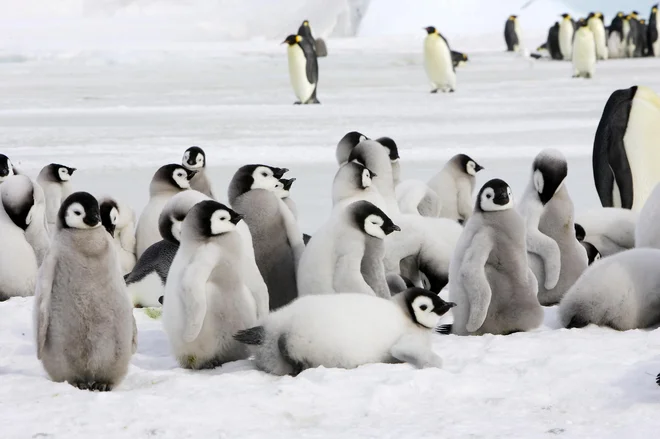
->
58;226;109;257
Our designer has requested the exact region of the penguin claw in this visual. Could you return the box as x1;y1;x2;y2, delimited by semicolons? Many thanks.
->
293;101;302;105
656;373;660;386
430;89;438;94
435;324;453;335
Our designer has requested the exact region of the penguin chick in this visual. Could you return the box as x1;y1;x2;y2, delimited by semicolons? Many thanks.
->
234;288;455;376
99;196;137;276
559;248;660;330
580;241;601;265
37;163;76;231
427;154;484;223
576;207;637;256
182;146;215;198
162;200;259;369
332;161;385;212
297;200;400;298
336;131;369;165
395;180;441;217
274;177;298;218
423;26;456;93
0;153;18;183
34;192;136;391
135;164;196;258
449;179;543;335
375;136;401;187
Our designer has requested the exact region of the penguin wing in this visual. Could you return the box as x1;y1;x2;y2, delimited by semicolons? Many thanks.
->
459;230;494;333
335;253;377;295
300;40;318;85
277;199;305;267
526;227;561;290
237;223;269;319
179;244;216;342
315;38;328;57
34;248;58;359
456;179;474;222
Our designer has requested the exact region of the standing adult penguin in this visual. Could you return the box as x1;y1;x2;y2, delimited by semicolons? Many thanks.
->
283;34;319;105
297;20;328;57
625;12;643;58
162;200;259;369
649;4;659;57
0;154;18;183
427;154;484;224
297;200;400;298
423;26;456;93
229;164;302;310
37;163;76;231
588;12;608;60
546;22;563;60
34;192;137;391
608;13;626;58
135;163;196;257
182;146;215;199
572;19;597;79
558;13;575;60
592;85;660;211
449;179;543;335
639;19;649;56
504;15;521;52
98;196;136;276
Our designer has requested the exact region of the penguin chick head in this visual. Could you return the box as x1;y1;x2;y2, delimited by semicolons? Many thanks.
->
581;241;601;265
349;200;400;239
477;178;513;212
228;164;288;203
283;34;302;45
0;154;14;181
99;198;119;238
337;131;369;165
424;26;438;34
402;287;456;329
561;13;571;20
574;223;586;241
59;191;101;230
43;163;76;183
273;177;296;199
187;200;243;237
531;149;567;205
375;137;400;161
182;146;206;170
454;154;484;176
153;164;197;192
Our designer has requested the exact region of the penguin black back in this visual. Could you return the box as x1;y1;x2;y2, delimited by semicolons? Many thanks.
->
548;22;563;60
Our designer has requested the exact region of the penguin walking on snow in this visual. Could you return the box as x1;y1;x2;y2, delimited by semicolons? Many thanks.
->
558;13;575;60
504;15;521;52
423;26;456;93
572;19;596;79
283;34;320;105
297;20;327;57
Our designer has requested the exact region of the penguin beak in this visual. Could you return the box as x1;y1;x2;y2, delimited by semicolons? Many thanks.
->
282;178;296;191
69;167;77;175
84;211;101;228
384;224;401;235
434;302;456;316
106;223;116;238
475;163;484;172
273;168;289;178
185;169;198;180
230;213;244;225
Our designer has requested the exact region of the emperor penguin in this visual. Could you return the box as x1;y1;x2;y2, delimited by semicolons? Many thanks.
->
0;153;18;183
449;179;543;335
518;149;587;306
625;12;643;58
423;26;456;93
558;248;660;330
37;163;76;231
234;288;455;376
135;163;196;257
427;154;484;223
283;34;319;105
336;131;368;165
162;200;259;369
504;15;521;52
34;192;137;391
558;13;575;60
297;200;400;298
608;13;626;58
639;18;649;57
98;196;136;276
546;22;563;60
588;12;608;60
572;19;596;79
182;146;215;198
297;20;328;57
575;207;637;256
592;86;660;211
228;164;302;310
376;137;402;187
649;4;659;57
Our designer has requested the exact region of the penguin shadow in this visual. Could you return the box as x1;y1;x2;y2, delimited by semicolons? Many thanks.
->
609;355;660;406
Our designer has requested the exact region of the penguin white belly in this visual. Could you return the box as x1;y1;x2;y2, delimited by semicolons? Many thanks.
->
623;88;660;211
136;195;171;257
127;271;163;308
589;21;608;60
423;36;455;91
558;23;574;59
622;21;630;55
0;224;38;299
573;31;596;77
514;21;522;51
287;45;315;104
608;34;624;58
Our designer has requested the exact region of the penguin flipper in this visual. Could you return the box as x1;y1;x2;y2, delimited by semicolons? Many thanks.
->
180;246;214;342
314;38;328;57
459;230;494;333
35;249;58;359
390;334;443;369
234;326;266;345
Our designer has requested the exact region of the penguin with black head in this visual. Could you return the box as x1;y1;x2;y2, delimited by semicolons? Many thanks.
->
282;34;320;105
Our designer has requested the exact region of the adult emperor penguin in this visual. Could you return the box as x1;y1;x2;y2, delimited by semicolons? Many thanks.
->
336;131;369;165
625;13;643;58
135;163;196;257
608;13;626;58
592;86;660;211
162;200;259;369
34;192;136;391
449;179;543;335
234;288;455;375
423;26;456;93
0;154;18;183
283;34;319;105
558;13;575;60
546;22;563;60
518;149;587;306
182;146;215;198
588;12;608;60
297;20;328;57
572;19;596;79
639;18;649;57
99;196;136;276
558;249;660;330
649;4;659;57
37;163;76;231
504;15;521;52
297;200;400;298
427;154;484;223
575;207;637;256
229;164;302;310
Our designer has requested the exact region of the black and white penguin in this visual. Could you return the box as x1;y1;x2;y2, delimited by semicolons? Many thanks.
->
283;34;319;105
572;19;596;79
649;4;659;57
182;146;215;198
37;163;76;231
336;131;369;165
297;20;327;57
546;22;563;60
638;18;649;56
423;26;456;93
558;13;575;60
587;12;608;60
625;12;643;58
504;15;521;52
592;86;660;211
0;154;18;183
451;50;469;68
608;13;626;58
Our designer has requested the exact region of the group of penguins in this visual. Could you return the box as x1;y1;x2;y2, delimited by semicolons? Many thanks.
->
1;81;660;392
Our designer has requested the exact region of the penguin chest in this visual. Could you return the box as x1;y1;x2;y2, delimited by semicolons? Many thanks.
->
558;23;574;57
423;37;454;85
573;32;596;71
287;45;315;103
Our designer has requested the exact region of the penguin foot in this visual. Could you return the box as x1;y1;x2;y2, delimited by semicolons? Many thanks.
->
73;381;113;392
293;101;302;105
435;324;453;335
430;89;438;94
656;373;660;386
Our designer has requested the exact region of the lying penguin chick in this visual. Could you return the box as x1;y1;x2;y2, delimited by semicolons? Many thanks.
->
99;196;137;276
234;288;455;376
37;163;76;231
427;154;484;223
34;192;136;391
336;131;369;165
0;154;19;183
135;164;197;258
576;207;637;256
162;200;259;369
332;161;386;212
348;139;400;214
375;137;401;187
395;180;441;217
449;179;543;335
297;200;400;298
182;146;215;199
519;149;587;306
559;248;660;330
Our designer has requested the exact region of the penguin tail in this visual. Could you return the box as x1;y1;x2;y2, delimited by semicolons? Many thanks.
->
435;324;453;335
656;373;660;386
234;326;265;345
123;272;131;282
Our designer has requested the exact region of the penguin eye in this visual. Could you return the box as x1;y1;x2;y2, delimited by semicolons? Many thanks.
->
73;210;82;216
419;304;428;311
261;172;268;177
486;194;492;199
